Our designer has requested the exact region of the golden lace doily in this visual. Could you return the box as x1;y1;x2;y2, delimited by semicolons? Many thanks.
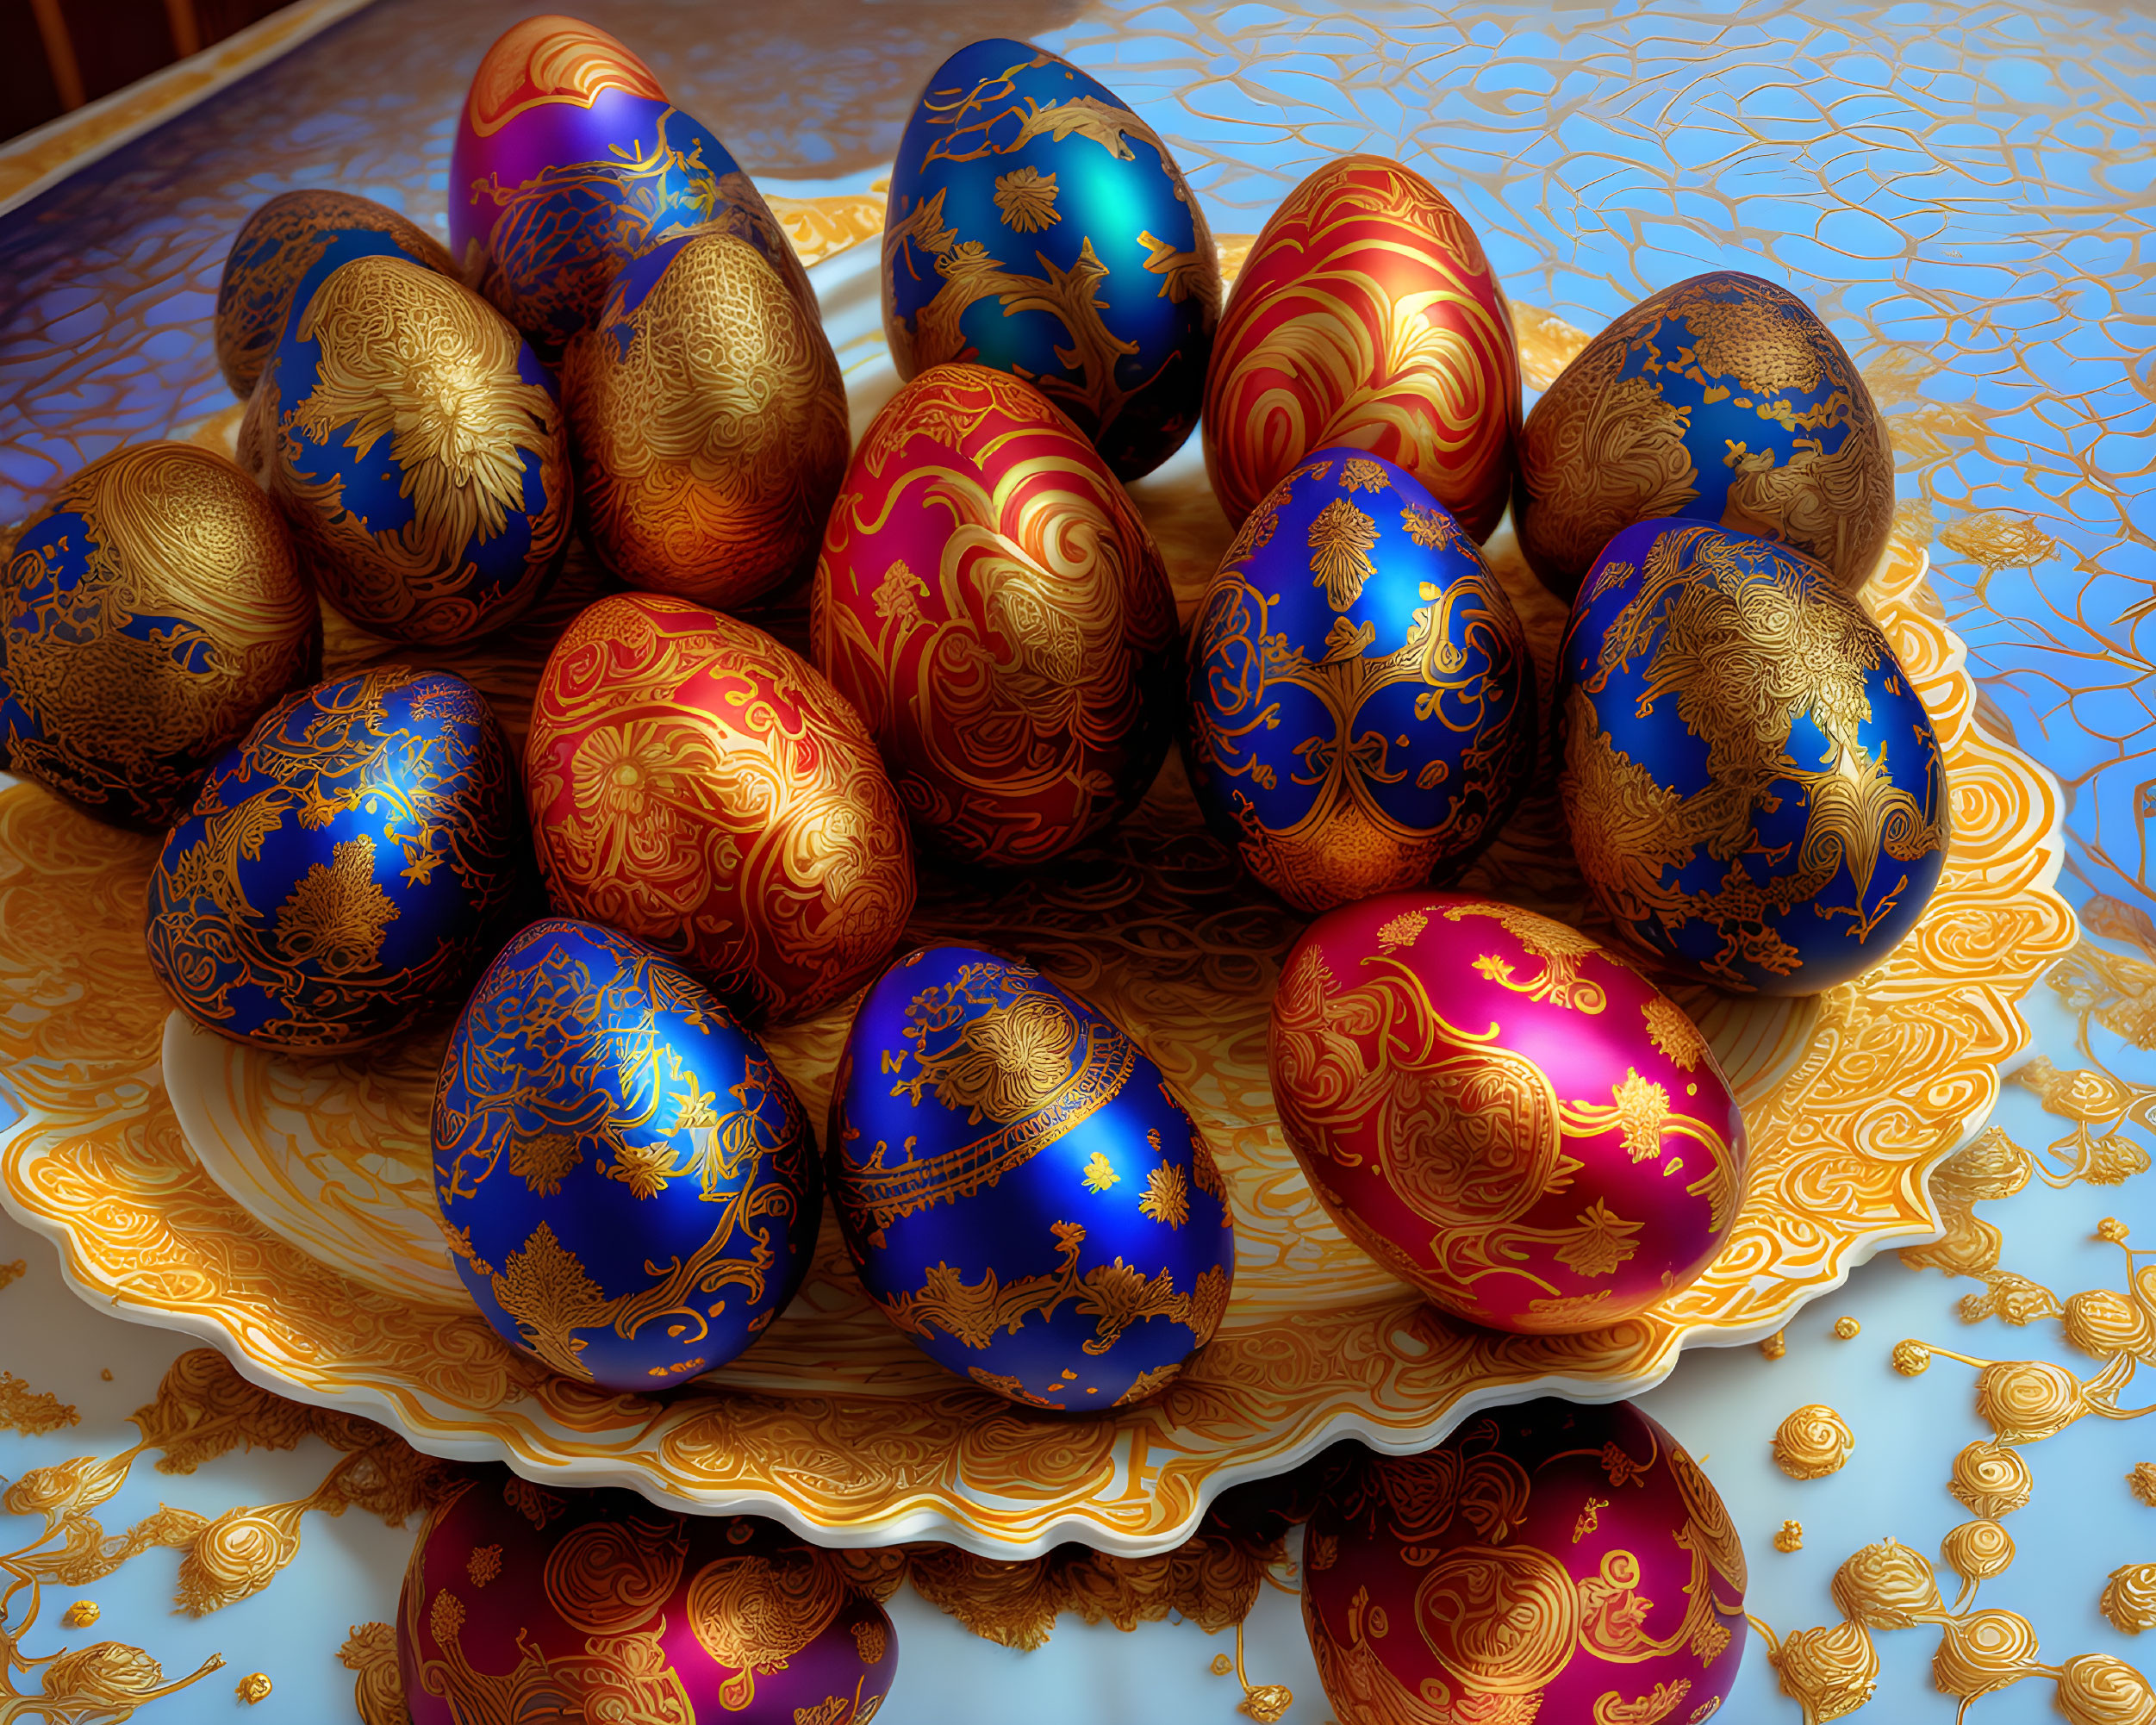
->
0;222;2073;1557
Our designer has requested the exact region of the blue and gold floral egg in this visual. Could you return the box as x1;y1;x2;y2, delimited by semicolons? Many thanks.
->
882;38;1219;482
829;945;1233;1410
144;667;523;1051
259;252;570;646
433;918;819;1393
1517;270;1894;599
1186;446;1536;913
0;441;316;831
215;190;457;400
449;16;814;357
1559;518;1950;994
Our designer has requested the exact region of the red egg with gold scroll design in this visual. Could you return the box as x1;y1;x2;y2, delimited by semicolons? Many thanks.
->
812;364;1179;868
1202;155;1520;541
400;1466;897;1725
1268;890;1744;1335
1303;1398;1746;1725
525;591;916;1028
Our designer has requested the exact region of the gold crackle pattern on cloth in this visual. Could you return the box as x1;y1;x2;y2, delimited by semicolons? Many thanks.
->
0;235;2071;1549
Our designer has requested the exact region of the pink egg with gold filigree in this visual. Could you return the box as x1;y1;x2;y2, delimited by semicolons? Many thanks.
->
1268;890;1745;1334
399;1466;897;1724
1304;1398;1748;1724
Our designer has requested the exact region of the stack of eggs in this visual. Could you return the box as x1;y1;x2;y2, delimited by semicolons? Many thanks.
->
0;18;1959;1712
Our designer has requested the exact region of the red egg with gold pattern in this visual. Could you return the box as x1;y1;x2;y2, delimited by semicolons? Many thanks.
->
1304;1399;1747;1725
400;1466;897;1725
812;364;1178;869
1268;890;1744;1334
1203;156;1520;540
525;591;916;1028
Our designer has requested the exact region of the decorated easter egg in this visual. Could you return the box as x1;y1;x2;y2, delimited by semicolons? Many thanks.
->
1186;447;1536;913
812;364;1178;867
1559;519;1950;994
1304;1399;1747;1723
1269;890;1744;1334
214;190;456;400
433;919;819;1391
562;230;848;609
401;1467;897;1722
0;442;315;831
828;944;1234;1409
144;667;522;1051
259;253;571;645
882;38;1219;481
1517;270;1892;599
450;15;813;356
1203;156;1520;541
525;592;915;1028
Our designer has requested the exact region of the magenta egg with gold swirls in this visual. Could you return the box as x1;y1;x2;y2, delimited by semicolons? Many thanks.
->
1269;890;1744;1334
400;1467;897;1723
812;364;1178;868
0;441;316;832
882;38;1220;481
1186;446;1536;914
433;919;819;1392
1303;1399;1747;1724
144;667;523;1052
450;15;813;357
259;252;571;646
829;944;1234;1410
1560;519;1950;994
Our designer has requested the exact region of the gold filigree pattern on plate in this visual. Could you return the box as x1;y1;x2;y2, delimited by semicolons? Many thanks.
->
0;274;2073;1556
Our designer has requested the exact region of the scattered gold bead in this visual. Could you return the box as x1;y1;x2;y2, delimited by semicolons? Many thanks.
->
2103;1564;2156;1634
1893;1340;1932;1376
60;1600;98;1628
2098;1217;2131;1244
1210;1653;1234;1676
98;1368;111;1382
1773;1405;1856;1479
2129;1462;2156;1508
1833;1316;1861;1340
1239;1685;1293;1723
1775;1520;1804;1553
235;1673;271;1705
1760;1328;1787;1360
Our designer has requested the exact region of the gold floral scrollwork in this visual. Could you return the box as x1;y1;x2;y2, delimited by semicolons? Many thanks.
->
340;1622;405;1725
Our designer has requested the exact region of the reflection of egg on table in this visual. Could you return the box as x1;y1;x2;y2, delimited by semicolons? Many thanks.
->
1559;518;1950;994
882;37;1220;481
828;944;1235;1410
813;363;1179;868
1270;890;1746;1334
433;919;820;1392
0;441;315;831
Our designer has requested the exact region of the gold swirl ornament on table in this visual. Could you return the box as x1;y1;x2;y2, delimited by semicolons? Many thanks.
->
0;209;2073;1558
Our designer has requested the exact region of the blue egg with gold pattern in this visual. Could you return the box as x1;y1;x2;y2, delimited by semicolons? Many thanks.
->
1186;446;1536;915
829;944;1234;1411
144;667;525;1052
433;918;819;1394
1558;518;1951;995
883;38;1221;481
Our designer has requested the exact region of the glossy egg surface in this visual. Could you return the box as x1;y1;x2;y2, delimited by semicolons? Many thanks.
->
450;14;812;355
1517;269;1892;598
829;944;1234;1409
882;37;1219;481
145;667;521;1051
214;190;455;400
1186;446;1536;913
1269;890;1745;1333
813;364;1178;867
261;253;570;645
433;919;819;1392
401;1467;897;1722
1203;155;1520;540
564;231;848;609
525;591;915;1028
1560;519;1950;994
1304;1398;1747;1724
0;441;315;831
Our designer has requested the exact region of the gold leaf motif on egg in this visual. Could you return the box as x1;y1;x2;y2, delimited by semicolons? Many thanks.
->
1307;498;1380;611
993;166;1060;232
272;836;398;977
686;1550;850;1710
